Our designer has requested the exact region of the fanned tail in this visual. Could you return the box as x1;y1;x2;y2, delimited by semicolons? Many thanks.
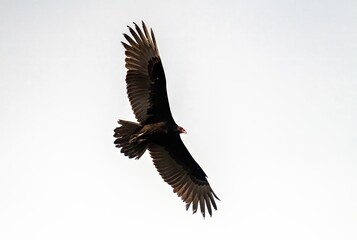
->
114;120;148;159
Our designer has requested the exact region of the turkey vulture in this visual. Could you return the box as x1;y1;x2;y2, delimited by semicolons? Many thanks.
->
114;21;219;217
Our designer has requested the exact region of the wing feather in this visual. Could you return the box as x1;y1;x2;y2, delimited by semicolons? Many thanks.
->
149;139;219;217
205;193;212;217
122;21;173;124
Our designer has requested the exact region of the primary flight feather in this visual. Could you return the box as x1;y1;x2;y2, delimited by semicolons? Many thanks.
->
114;21;219;217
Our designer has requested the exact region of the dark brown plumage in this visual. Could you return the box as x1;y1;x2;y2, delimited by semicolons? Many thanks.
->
114;21;219;217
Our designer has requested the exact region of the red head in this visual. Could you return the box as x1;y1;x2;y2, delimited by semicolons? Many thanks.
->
177;126;187;134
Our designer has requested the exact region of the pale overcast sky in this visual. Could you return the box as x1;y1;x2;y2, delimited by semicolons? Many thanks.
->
1;0;356;239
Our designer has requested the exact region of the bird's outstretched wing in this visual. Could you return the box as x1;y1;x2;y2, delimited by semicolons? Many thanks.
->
122;21;174;124
149;135;219;217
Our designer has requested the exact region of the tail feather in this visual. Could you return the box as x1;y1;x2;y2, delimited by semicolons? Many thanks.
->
114;120;148;159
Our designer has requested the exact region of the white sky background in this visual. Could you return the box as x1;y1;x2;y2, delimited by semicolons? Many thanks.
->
0;0;356;239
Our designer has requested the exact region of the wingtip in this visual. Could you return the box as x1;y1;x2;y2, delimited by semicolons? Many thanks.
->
213;191;220;201
141;20;146;28
185;202;191;211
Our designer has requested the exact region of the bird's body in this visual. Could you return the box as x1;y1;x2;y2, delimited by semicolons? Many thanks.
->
114;21;219;217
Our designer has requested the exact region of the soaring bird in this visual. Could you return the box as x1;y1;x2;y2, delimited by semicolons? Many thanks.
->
114;21;219;217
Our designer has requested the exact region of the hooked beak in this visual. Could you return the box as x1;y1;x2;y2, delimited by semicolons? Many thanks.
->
178;126;187;134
